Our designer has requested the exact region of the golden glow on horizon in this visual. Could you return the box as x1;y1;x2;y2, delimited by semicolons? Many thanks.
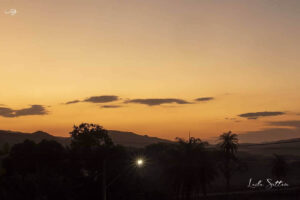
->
0;0;300;140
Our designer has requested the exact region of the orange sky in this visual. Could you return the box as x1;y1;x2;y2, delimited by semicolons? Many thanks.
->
0;0;300;142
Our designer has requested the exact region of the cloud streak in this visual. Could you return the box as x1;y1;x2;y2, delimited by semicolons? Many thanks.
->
195;97;214;102
124;98;191;106
225;117;240;123
101;105;122;108
238;111;285;120
268;120;300;128
65;100;81;105
0;105;48;118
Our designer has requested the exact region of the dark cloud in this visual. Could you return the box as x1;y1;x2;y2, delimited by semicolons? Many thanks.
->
64;95;119;104
65;100;81;105
15;105;47;116
195;97;214;102
84;95;119;103
0;105;48;118
124;98;190;106
0;107;15;117
101;105;122;108
238;111;285;120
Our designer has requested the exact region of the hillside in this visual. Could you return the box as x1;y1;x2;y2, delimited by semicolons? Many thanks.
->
238;138;300;156
107;130;171;147
0;130;70;147
0;129;171;148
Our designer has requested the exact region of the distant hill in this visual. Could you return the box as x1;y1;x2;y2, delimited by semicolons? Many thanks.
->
0;130;70;147
107;130;171;147
0;129;171;148
238;138;300;156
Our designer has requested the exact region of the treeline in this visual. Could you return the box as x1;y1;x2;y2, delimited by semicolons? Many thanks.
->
0;123;290;200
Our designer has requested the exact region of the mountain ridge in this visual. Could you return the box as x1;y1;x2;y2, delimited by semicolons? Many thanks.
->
2;129;300;156
0;129;171;148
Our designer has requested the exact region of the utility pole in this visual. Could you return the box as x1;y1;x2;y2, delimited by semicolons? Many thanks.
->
102;160;106;200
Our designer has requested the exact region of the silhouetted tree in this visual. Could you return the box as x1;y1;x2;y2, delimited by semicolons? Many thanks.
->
69;123;114;175
219;131;238;155
163;137;217;200
1;139;70;199
0;143;9;178
69;123;134;200
70;123;113;150
0;143;10;156
272;154;288;179
4;140;37;176
218;131;238;192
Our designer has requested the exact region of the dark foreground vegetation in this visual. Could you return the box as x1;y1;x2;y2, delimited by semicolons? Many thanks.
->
0;123;300;200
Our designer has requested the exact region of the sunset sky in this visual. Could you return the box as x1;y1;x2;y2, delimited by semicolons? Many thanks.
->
0;0;300;142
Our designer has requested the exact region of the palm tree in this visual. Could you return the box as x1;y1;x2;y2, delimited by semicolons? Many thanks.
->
219;131;238;156
163;137;217;200
218;131;239;192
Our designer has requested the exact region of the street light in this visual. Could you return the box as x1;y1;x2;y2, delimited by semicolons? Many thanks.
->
136;158;144;167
